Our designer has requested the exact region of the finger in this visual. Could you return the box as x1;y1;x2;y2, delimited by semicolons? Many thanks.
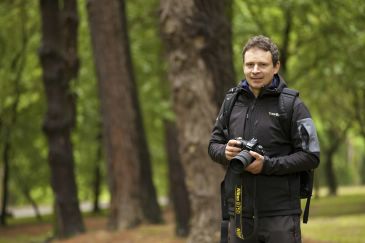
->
249;151;261;159
226;146;241;152
245;163;259;174
246;159;263;174
225;151;238;158
227;139;240;146
225;153;234;160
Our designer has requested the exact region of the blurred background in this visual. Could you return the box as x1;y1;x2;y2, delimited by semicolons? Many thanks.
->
0;0;364;242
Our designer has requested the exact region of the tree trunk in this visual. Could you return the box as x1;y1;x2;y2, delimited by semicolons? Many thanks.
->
280;3;292;77
88;0;162;225
322;124;350;197
165;120;191;236
87;0;162;229
22;187;42;221
361;154;365;185
0;139;10;226
0;163;3;220
325;150;337;196
39;0;84;237
137;115;162;224
92;132;102;213
160;1;235;242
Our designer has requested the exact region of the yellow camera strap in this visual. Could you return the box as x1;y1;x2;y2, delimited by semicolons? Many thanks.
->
234;177;259;241
235;184;244;239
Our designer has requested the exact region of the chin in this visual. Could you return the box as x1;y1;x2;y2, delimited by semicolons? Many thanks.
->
251;83;264;89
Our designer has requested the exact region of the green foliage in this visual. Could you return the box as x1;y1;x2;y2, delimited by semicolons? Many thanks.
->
0;0;51;205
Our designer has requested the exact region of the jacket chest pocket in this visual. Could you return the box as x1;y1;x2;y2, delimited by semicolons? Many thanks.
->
255;106;290;149
228;104;248;139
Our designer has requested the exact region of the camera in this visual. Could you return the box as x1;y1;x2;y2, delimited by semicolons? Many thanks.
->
230;137;265;174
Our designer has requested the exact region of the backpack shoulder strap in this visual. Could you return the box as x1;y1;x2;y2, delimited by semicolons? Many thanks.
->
222;87;241;139
280;88;312;224
278;88;299;138
279;87;299;121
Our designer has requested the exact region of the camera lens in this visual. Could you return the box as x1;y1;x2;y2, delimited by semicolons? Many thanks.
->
230;151;253;174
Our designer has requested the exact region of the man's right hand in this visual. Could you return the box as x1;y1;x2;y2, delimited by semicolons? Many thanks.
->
225;139;242;160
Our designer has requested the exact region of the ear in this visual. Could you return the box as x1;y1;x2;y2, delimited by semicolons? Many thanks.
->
274;61;280;74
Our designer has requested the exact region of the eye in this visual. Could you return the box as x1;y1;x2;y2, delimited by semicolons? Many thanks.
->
259;63;269;67
246;63;254;68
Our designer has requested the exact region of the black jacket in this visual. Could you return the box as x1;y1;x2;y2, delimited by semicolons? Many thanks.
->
208;75;320;217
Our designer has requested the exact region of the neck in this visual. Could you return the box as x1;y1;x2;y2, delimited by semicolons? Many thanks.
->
249;87;261;97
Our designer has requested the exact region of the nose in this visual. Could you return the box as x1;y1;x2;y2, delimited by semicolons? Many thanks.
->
252;64;260;74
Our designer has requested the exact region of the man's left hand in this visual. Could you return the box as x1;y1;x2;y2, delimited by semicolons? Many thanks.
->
245;151;264;174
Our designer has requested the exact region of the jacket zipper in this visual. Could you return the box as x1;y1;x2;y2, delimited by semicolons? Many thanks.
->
244;98;257;139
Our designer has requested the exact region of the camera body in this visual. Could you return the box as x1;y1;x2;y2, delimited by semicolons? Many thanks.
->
230;137;265;174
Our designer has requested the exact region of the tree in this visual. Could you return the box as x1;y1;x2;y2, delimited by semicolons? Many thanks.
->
0;0;29;226
126;0;191;232
160;1;235;242
164;120;191;236
87;0;161;228
38;0;84;237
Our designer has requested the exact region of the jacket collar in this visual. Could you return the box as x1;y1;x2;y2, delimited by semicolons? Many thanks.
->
240;74;287;97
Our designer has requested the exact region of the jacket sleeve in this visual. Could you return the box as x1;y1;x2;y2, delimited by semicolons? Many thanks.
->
262;99;320;175
208;102;230;166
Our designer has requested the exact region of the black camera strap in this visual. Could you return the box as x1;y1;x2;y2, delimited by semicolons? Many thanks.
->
220;181;230;243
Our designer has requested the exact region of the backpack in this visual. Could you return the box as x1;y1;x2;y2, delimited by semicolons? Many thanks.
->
219;87;314;242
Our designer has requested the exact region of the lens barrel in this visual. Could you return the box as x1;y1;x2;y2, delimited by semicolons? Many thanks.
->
230;150;254;174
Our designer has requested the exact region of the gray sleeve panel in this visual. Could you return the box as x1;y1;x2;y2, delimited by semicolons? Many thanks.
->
297;118;320;153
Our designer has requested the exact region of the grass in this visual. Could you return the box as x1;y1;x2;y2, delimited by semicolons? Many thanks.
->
1;186;365;243
302;215;365;243
0;211;108;243
302;185;365;243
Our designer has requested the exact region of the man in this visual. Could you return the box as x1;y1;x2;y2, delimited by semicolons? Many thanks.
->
208;35;320;243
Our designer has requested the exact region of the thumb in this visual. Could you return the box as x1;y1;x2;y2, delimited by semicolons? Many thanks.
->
249;150;260;158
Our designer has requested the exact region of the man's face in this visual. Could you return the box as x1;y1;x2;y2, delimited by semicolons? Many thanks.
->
243;47;280;96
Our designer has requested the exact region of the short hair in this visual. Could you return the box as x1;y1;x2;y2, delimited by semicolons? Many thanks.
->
242;35;280;66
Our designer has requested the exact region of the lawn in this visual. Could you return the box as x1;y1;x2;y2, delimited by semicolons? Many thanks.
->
302;215;365;243
301;186;365;243
1;186;365;243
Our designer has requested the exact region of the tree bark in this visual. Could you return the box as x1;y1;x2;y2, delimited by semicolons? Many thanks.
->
137;114;162;223
87;0;162;225
160;1;235;242
87;0;161;228
38;0;84;237
165;120;191;236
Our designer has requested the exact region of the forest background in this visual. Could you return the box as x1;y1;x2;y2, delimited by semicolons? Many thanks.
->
0;0;365;243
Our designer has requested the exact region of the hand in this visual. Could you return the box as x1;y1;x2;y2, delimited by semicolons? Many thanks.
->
245;151;264;174
225;139;242;160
